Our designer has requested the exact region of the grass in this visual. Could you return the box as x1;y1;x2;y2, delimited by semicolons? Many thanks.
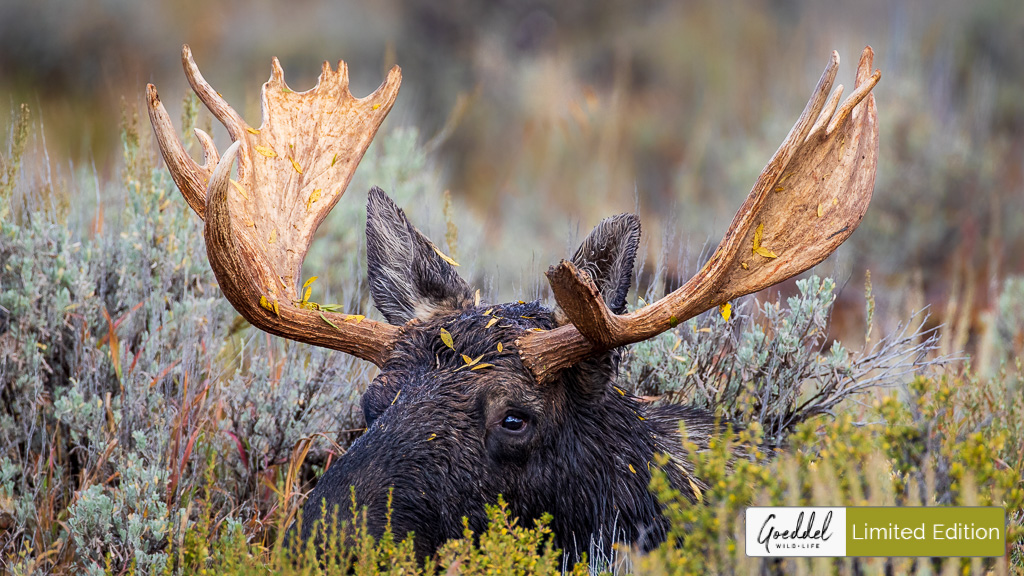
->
0;88;1021;575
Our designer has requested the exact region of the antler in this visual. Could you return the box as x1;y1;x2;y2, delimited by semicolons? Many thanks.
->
147;45;402;366
519;47;881;382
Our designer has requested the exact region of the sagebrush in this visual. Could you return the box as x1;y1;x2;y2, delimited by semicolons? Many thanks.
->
0;104;1020;575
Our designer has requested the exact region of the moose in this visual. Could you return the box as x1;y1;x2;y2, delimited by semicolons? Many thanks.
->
146;45;879;559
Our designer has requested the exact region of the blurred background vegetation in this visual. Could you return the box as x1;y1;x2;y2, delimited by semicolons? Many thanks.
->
2;0;1024;360
2;0;1024;573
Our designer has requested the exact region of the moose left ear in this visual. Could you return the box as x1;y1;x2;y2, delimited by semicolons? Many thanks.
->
570;213;641;315
366;187;475;325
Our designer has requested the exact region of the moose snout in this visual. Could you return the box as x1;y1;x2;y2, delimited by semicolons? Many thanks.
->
299;406;488;560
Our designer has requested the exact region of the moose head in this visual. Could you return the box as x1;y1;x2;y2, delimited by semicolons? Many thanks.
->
146;45;879;559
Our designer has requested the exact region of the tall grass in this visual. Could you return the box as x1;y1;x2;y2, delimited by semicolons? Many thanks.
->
0;96;1021;575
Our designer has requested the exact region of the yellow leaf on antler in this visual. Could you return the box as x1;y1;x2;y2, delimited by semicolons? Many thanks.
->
229;179;250;200
259;295;280;317
752;224;778;259
254;145;277;158
306;189;322;210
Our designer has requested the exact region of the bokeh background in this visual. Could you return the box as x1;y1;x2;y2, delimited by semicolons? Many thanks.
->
3;3;1024;571
2;0;1023;362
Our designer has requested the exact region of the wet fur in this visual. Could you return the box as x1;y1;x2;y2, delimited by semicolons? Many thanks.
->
299;188;718;560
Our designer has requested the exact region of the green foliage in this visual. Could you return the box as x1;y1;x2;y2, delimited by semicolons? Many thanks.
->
436;498;565;576
993;276;1024;366
161;493;563;576
0;103;30;220
139;375;1023;576
0;104;1021;575
0;104;424;574
620;276;944;445
639;375;1023;575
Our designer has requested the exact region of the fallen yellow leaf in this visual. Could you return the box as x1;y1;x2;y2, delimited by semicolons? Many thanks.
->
229;179;250;200
307;189;322;210
688;478;703;503
440;328;454;349
259;296;280;317
432;245;460;267
752;224;778;258
319;312;340;330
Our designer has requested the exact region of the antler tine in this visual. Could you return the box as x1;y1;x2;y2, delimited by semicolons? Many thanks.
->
146;84;216;219
193;128;221;169
149;45;404;366
519;47;881;383
182;45;250;144
808;84;843;141
827;56;880;136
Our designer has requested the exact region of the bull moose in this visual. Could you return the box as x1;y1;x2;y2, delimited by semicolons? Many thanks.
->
146;45;879;559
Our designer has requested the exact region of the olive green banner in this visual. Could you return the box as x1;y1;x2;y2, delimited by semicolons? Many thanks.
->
846;507;1005;557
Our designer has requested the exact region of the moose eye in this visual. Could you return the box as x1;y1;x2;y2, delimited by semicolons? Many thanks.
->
501;414;526;432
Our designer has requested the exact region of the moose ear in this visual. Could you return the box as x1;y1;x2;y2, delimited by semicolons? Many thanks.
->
570;214;641;315
366;187;474;325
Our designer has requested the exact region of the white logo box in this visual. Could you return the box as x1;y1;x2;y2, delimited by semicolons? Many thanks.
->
745;507;848;557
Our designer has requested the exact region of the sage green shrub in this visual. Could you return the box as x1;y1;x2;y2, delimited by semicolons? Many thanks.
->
0;105;1020;575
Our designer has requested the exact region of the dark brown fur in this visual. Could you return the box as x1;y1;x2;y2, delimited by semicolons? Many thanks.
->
298;188;716;560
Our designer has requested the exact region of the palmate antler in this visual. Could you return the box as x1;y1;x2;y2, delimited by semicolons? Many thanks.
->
518;47;881;382
149;44;880;382
147;45;401;366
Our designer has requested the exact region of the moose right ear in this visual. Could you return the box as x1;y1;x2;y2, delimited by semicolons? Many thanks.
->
569;213;641;315
366;187;475;325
